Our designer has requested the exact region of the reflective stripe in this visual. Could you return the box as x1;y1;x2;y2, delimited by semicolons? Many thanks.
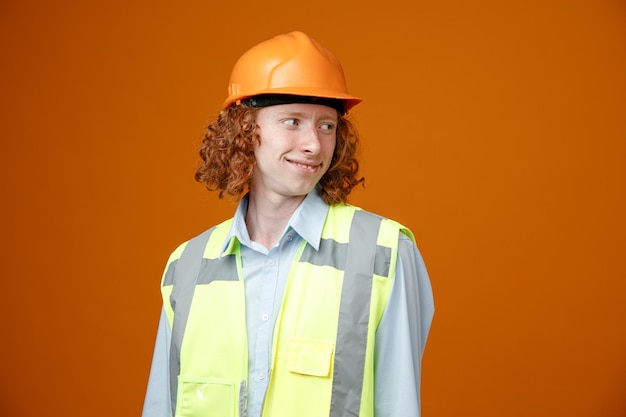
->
373;245;391;278
162;262;177;286
300;239;348;269
239;381;247;417
166;227;215;416
197;255;239;284
329;210;382;417
301;238;391;278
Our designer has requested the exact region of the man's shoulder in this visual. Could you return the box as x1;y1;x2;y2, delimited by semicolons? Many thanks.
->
330;204;416;244
165;217;235;264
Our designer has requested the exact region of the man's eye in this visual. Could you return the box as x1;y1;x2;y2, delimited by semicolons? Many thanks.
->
320;123;335;131
284;119;299;126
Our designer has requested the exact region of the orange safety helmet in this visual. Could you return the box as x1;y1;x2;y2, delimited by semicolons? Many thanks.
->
224;31;362;113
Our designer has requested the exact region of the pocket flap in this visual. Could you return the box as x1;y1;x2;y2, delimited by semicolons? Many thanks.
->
287;338;334;377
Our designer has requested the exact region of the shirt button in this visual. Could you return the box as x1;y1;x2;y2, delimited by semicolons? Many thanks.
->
258;372;266;380
267;259;275;266
262;314;269;321
286;234;293;241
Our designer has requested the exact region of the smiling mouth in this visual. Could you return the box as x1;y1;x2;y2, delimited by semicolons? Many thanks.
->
287;159;321;172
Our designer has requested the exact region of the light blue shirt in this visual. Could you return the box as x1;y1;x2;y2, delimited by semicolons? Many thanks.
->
142;190;434;417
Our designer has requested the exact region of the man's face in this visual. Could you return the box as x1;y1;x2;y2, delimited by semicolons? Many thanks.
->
251;102;338;202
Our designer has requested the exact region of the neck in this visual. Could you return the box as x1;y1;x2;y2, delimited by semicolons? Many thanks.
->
245;192;306;249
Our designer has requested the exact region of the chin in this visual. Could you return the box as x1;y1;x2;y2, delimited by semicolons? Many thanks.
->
287;186;316;198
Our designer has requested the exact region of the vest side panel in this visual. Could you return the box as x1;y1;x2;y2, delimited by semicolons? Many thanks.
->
176;280;246;417
264;206;407;417
165;219;248;417
262;205;405;417
262;205;357;417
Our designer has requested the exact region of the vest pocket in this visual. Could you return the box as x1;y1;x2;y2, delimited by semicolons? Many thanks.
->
176;376;235;417
287;338;334;377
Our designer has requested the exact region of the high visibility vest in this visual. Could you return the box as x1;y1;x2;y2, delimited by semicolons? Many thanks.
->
161;204;414;417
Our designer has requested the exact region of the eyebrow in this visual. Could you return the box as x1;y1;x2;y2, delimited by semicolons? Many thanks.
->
276;110;338;121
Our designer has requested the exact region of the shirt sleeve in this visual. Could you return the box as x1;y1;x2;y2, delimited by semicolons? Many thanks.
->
374;234;435;417
142;306;173;417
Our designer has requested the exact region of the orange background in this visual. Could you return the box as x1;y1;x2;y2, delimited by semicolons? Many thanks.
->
1;1;624;416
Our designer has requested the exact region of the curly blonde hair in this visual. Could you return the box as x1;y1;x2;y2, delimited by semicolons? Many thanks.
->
194;104;364;205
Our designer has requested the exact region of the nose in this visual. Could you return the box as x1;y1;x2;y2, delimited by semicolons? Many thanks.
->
301;125;321;154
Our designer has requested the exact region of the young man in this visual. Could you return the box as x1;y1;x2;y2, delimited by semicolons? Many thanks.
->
142;31;434;417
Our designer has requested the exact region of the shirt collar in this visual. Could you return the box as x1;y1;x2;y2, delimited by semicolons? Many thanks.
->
221;189;329;254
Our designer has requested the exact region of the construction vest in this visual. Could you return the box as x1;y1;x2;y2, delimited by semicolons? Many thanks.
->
161;204;414;417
